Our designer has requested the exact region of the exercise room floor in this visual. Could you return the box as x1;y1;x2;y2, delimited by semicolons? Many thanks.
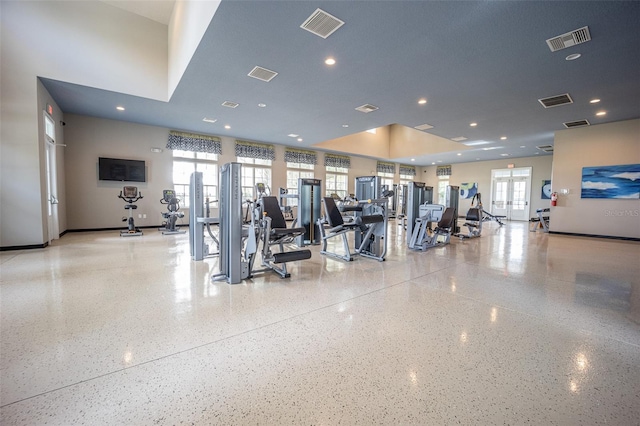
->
1;221;639;425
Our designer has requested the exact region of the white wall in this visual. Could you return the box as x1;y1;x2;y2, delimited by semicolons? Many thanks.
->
551;119;640;238
168;0;221;97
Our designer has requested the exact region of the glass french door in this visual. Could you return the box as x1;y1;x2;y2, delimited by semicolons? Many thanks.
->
490;168;531;221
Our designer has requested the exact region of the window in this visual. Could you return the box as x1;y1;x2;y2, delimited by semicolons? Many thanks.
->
172;150;218;208
378;171;395;191
237;157;272;199
438;178;449;205
399;173;414;187
326;165;349;199
286;162;314;207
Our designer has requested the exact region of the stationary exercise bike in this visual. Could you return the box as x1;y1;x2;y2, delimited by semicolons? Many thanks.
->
118;186;143;237
159;189;186;235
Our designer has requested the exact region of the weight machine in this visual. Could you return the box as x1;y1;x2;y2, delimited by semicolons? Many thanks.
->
189;172;220;260
296;178;322;246
405;182;433;244
458;193;483;239
408;204;456;250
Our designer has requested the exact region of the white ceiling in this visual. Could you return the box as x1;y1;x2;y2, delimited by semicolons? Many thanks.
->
100;0;175;25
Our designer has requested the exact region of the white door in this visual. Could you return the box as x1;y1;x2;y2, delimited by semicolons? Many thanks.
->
490;168;531;221
44;113;59;244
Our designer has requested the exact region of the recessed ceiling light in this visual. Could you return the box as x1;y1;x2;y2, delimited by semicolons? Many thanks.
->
500;153;510;157
116;106;125;111
470;122;477;127
437;160;443;163
410;158;415;162
462;140;490;146
590;98;600;104
476;158;480;160
482;147;501;151
342;124;349;128
431;162;435;165
457;153;462;156
258;103;266;108
325;57;336;65
297;138;303;142
520;145;526;148
500;136;507;140
418;98;427;105
224;125;231;129
202;117;217;123
288;134;299;138
596;111;607;116
566;53;581;61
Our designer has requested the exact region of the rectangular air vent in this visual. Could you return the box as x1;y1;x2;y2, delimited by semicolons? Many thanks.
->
414;123;434;131
546;26;591;52
451;136;467;142
563;119;590;128
355;104;379;113
300;8;344;39
538;93;573;108
248;66;278;82
221;101;239;108
202;117;217;123
536;144;554;153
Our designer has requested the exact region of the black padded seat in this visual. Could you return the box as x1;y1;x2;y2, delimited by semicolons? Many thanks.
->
437;207;456;230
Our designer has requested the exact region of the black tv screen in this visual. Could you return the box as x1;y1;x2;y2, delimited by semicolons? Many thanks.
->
99;157;146;182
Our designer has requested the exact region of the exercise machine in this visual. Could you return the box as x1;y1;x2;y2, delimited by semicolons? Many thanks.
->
189;172;220;260
446;185;460;235
354;176;389;260
408;204;456;250
257;196;312;278
458;193;483;239
405;182;433;244
196;163;311;284
118;186;143;237
278;187;296;220
318;196;389;262
530;208;550;232
296;178;322;246
158;189;186;234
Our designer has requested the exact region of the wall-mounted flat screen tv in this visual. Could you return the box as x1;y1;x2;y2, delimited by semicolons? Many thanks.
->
98;157;146;182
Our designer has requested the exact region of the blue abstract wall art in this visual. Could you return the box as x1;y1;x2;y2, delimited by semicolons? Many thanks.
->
460;182;478;199
581;164;640;199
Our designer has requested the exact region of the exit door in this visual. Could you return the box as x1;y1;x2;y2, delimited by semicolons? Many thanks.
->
490;168;531;221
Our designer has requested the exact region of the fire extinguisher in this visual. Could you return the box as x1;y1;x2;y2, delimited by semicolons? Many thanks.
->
551;192;558;207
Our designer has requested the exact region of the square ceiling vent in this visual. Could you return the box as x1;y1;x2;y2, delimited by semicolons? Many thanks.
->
414;123;434;131
221;101;239;108
536;144;554;153
355;104;379;113
546;26;591;52
538;93;573;108
301;8;344;39
563;119;590;128
248;66;278;82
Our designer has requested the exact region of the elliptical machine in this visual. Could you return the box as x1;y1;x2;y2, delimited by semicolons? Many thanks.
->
159;189;186;234
118;186;143;237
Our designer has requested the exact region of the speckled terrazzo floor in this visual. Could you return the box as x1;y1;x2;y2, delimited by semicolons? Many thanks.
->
1;221;639;425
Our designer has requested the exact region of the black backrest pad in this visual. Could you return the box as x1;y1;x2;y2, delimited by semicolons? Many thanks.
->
323;197;345;227
262;196;288;229
438;207;456;229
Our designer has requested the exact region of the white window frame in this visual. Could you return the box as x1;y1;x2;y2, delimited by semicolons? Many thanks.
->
325;165;349;199
286;162;314;207
438;177;450;205
172;150;219;208
237;156;272;199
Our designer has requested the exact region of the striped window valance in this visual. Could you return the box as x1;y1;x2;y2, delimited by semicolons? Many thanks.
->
437;165;452;177
324;153;351;169
167;130;221;154
284;147;317;165
399;164;416;176
235;140;275;160
377;161;396;174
